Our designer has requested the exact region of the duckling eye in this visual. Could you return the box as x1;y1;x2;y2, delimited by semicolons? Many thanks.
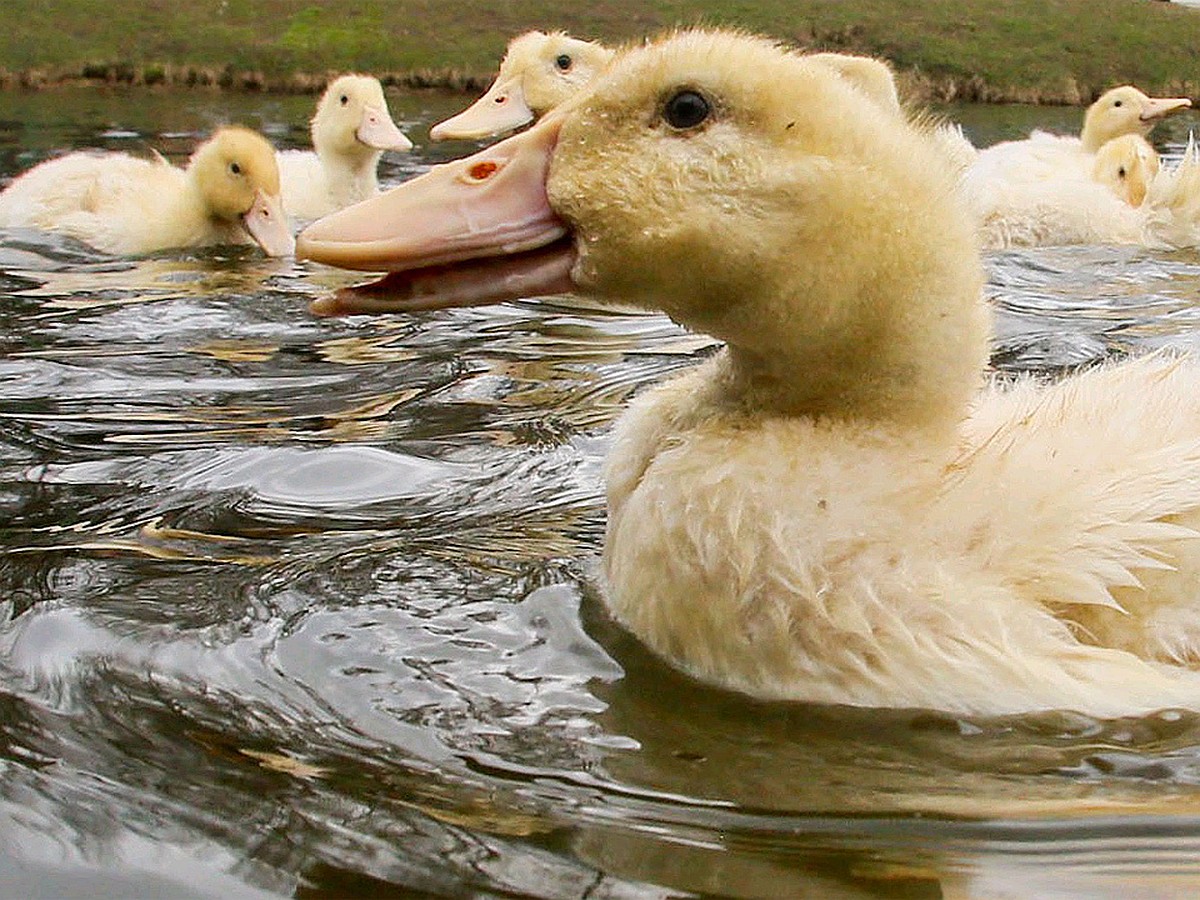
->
555;54;572;71
1113;99;1123;108
1118;166;1127;179
229;161;242;175
663;90;711;131
340;94;349;105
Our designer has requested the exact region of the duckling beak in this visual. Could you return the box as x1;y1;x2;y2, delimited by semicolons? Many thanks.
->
308;243;575;316
1141;96;1192;123
297;113;568;272
243;189;296;257
357;104;413;152
429;76;535;141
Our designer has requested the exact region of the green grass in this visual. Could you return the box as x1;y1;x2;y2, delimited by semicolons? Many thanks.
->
2;0;1200;102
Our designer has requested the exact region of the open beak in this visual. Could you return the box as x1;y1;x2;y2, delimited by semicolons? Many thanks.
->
357;104;413;152
243;189;295;257
429;76;535;141
1141;96;1192;123
308;243;575;316
298;112;568;272
298;112;572;313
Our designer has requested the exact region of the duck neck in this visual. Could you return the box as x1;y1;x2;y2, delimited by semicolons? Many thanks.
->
317;143;382;197
708;281;990;436
171;180;236;245
1080;116;1135;155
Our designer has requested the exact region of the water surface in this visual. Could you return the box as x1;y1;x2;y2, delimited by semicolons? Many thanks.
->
4;89;1200;898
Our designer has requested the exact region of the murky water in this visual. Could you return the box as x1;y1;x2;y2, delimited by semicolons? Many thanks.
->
4;88;1200;898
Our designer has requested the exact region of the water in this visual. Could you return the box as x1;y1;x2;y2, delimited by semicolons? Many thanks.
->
4;88;1200;898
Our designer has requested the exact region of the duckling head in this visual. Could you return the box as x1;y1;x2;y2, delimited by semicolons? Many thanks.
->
430;31;614;141
312;74;412;158
1080;85;1191;154
189;126;295;256
301;30;988;428
1092;133;1160;207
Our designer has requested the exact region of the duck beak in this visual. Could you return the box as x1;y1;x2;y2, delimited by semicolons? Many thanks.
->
357;105;413;152
308;243;575;316
429;76;535;141
1141;96;1192;123
297;113;567;272
243;189;295;257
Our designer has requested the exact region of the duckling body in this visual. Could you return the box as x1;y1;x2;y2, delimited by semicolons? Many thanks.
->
604;352;1200;715
965;139;1146;247
0;126;293;256
299;31;1200;717
278;74;412;221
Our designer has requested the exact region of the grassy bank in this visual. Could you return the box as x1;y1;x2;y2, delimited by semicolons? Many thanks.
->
2;0;1200;104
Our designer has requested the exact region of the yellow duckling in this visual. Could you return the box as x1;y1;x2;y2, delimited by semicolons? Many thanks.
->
430;31;614;141
1081;86;1192;154
0;126;294;256
278;74;413;222
299;30;1200;718
1092;134;1160;207
965;86;1191;248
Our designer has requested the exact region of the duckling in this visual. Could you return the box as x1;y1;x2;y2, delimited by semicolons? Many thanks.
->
0;126;294;256
278;74;412;221
1081;86;1192;154
1092;133;1160;207
964;86;1190;247
429;31;614;141
299;30;1200;717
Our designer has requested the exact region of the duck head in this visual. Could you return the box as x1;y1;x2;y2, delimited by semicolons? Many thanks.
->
190;126;295;256
1092;133;1160;207
429;31;614;141
312;74;413;159
300;30;988;428
1080;85;1191;154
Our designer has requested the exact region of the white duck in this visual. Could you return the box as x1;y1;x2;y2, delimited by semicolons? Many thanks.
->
964;85;1191;248
429;31;615;141
0;126;294;256
277;74;412;221
299;30;1200;718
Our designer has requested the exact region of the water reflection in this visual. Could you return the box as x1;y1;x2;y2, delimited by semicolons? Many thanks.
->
4;90;1200;897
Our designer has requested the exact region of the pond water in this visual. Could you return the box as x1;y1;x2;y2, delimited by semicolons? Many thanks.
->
4;87;1200;898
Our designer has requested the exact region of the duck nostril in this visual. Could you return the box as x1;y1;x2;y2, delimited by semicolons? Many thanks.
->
468;161;499;181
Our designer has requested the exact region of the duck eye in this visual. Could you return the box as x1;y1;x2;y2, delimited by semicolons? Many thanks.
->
663;90;711;130
1118;166;1127;179
555;54;572;71
1113;100;1123;108
229;161;241;175
340;94;349;105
